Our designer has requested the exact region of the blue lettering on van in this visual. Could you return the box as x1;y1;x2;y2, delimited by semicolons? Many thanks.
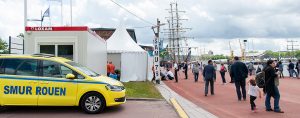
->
3;86;32;95
36;86;66;96
36;86;41;95
4;86;9;94
4;86;65;96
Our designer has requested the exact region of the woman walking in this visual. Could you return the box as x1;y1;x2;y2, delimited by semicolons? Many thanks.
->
220;63;227;84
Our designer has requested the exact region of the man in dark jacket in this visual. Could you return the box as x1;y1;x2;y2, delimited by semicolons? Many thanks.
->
183;61;188;79
295;60;300;78
203;60;216;96
230;56;248;101
228;60;235;83
288;60;297;78
264;60;284;113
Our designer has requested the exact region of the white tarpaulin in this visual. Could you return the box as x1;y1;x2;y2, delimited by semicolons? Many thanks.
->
107;25;148;82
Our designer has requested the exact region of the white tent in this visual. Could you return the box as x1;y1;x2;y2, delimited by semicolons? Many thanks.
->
107;25;148;82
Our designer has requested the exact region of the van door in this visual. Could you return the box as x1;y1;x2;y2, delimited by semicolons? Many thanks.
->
0;59;39;105
37;60;78;106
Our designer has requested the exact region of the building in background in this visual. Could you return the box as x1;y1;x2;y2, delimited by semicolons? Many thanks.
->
91;28;137;43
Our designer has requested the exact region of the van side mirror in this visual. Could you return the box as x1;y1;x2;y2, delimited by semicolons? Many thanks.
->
66;73;75;79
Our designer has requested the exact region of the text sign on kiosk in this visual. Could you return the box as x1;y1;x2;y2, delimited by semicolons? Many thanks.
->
153;37;160;84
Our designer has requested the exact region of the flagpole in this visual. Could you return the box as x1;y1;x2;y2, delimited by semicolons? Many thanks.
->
24;0;27;29
61;0;63;26
41;10;43;27
70;0;72;26
49;5;51;26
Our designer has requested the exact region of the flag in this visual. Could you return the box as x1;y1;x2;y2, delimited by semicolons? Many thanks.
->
185;47;191;62
43;7;50;18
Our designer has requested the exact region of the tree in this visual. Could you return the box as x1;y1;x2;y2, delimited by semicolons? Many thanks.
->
0;37;9;54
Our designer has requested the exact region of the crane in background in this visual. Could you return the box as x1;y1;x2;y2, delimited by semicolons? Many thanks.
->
229;41;234;60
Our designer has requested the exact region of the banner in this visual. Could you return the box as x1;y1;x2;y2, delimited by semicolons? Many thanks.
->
153;37;160;83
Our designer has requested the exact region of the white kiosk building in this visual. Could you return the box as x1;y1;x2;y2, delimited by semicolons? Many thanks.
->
24;26;107;75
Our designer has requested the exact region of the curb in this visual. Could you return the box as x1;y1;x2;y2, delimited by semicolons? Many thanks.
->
126;98;164;101
170;98;189;118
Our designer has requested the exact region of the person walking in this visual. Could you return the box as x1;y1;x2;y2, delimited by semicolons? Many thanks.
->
202;64;206;82
288;60;297;78
220;63;227;84
296;60;300;78
203;60;216;96
228;61;235;83
278;61;284;78
248;62;254;76
264;60;284;113
230;56;248;101
247;79;262;112
174;62;179;83
183;61;188;79
213;61;217;81
192;62;200;82
199;62;203;73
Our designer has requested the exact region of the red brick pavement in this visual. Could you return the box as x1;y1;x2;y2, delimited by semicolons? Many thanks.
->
164;69;300;118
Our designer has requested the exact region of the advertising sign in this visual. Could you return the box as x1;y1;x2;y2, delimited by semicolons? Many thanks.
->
153;37;160;84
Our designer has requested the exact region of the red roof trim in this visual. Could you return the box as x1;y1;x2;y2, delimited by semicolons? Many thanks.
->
25;26;88;31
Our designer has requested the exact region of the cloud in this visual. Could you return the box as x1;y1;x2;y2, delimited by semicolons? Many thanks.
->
1;0;300;54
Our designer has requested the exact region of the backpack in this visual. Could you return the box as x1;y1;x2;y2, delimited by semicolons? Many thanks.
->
255;71;265;88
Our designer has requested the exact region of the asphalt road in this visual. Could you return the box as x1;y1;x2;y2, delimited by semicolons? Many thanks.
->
0;100;179;118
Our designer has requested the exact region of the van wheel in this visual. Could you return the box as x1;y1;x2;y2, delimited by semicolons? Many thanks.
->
80;92;105;114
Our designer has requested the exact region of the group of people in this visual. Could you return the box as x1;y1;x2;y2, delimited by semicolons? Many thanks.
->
157;56;292;113
162;57;284;113
203;57;284;113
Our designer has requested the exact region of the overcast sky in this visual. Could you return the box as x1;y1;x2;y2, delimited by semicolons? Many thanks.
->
1;0;300;55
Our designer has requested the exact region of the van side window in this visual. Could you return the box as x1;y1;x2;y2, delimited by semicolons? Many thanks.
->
60;65;85;79
16;59;38;76
42;60;62;78
60;65;73;77
0;59;4;74
42;60;84;79
2;59;23;75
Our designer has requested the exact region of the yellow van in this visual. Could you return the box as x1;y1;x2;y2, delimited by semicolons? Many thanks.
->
0;54;125;114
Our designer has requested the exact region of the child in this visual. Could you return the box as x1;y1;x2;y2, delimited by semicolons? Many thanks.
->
247;78;262;112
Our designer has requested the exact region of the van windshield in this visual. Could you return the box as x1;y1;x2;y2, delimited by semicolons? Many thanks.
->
66;62;100;77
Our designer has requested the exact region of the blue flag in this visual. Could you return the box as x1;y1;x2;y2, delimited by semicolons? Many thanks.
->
43;7;50;18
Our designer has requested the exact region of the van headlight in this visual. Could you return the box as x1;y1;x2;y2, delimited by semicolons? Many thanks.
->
106;84;124;91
